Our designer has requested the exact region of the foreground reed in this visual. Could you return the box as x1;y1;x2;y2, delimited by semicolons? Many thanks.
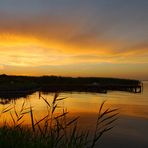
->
0;93;118;148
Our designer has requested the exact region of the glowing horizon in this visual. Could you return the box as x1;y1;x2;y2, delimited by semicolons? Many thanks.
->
0;0;148;80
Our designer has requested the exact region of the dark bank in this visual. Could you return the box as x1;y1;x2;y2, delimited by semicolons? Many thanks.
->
0;74;142;98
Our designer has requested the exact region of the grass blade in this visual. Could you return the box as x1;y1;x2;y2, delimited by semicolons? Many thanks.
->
30;106;35;132
41;96;51;108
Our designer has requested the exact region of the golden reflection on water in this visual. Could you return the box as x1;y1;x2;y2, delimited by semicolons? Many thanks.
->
0;82;148;127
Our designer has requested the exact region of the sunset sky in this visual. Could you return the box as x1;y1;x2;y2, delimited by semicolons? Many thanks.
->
0;0;148;80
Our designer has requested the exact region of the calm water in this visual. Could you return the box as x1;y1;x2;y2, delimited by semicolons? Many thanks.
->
0;81;148;147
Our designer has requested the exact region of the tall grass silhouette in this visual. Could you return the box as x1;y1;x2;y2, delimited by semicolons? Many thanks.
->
0;93;118;148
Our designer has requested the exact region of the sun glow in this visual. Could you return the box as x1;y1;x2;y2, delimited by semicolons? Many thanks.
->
0;31;148;79
0;32;112;67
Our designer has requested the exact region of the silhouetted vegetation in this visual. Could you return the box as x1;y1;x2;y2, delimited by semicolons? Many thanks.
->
0;94;118;148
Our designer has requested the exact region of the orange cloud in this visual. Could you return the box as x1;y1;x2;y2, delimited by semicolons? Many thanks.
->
0;65;4;70
0;31;148;69
0;12;148;69
0;12;148;58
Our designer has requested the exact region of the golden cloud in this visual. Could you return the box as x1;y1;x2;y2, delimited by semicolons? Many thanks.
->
0;65;4;70
0;13;148;68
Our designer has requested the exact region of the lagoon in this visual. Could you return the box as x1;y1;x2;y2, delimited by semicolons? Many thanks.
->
0;81;148;147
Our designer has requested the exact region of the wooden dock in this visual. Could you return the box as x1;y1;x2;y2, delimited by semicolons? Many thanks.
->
99;83;142;93
40;82;143;93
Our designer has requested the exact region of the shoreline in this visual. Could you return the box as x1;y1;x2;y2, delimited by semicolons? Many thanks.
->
0;75;142;99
